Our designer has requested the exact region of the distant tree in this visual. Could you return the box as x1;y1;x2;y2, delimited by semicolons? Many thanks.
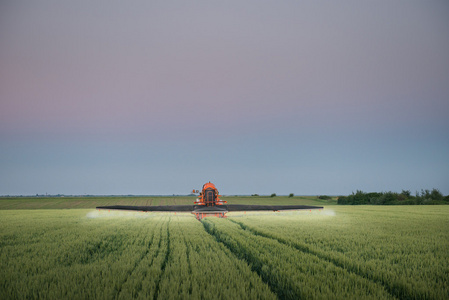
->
353;190;369;205
338;188;447;205
270;193;276;197
397;193;407;202
378;191;397;205
430;189;443;201
251;194;259;197
421;189;431;199
337;196;347;205
288;193;294;198
401;190;411;198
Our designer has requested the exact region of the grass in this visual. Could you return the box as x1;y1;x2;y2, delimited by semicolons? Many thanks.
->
1;199;447;299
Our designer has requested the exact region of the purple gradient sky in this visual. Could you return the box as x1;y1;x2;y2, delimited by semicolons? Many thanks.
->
1;1;448;195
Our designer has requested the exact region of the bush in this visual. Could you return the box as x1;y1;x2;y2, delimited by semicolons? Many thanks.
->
338;188;447;205
288;193;294;198
318;195;331;200
337;196;348;205
430;189;443;201
270;193;276;197
401;190;411;198
415;188;445;204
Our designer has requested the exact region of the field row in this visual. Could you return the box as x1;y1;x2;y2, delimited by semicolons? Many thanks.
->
203;217;393;299
0;197;193;210
1;206;448;299
223;207;449;299
0;195;332;209
0;210;275;299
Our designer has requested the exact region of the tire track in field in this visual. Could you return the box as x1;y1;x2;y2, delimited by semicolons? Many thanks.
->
201;219;293;299
228;219;402;300
116;218;163;299
153;217;171;300
133;216;170;299
179;222;193;294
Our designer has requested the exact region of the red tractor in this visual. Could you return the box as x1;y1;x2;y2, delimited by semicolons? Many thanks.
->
194;182;227;207
97;181;323;220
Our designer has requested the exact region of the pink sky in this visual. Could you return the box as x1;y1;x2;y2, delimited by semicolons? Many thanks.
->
1;1;448;195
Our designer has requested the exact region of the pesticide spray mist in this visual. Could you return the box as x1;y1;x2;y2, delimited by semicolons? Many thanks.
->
86;210;192;219
229;208;336;218
86;208;336;219
86;210;152;219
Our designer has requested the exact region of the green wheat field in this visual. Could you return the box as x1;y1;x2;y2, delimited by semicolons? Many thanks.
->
1;197;448;299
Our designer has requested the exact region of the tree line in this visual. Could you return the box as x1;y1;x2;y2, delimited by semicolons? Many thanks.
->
338;189;449;205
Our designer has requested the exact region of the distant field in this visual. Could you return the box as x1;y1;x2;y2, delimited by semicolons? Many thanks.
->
0;195;336;209
1;206;447;299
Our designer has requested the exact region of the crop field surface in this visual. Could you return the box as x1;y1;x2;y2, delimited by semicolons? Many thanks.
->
1;205;448;299
0;196;336;210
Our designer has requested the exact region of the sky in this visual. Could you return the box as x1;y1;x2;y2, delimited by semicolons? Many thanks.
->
1;1;448;196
